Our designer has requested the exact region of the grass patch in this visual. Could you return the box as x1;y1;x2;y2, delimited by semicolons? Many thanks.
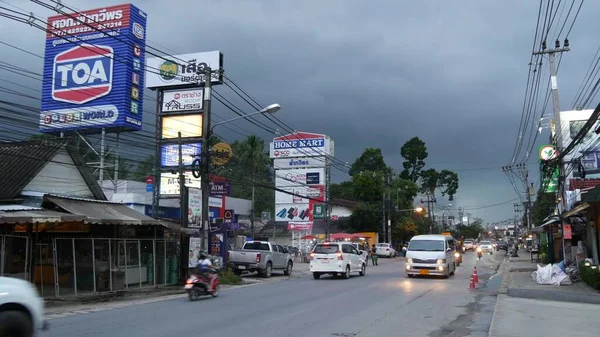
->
219;268;243;285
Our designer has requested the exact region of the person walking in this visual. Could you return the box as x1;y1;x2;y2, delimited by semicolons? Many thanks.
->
371;244;378;266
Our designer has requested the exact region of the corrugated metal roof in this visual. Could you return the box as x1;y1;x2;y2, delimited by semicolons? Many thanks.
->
44;195;165;226
0;140;106;201
0;139;66;200
0;205;42;211
0;209;85;224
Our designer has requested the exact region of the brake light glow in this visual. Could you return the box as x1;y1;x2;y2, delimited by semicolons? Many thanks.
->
336;251;343;260
256;252;262;263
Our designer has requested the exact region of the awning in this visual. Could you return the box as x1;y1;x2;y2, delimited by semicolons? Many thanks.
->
0;210;85;224
44;195;166;226
562;202;590;218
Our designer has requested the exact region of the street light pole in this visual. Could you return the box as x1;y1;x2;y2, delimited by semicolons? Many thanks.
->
199;98;282;248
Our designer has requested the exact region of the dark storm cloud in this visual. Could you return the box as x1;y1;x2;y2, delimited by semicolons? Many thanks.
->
1;0;600;221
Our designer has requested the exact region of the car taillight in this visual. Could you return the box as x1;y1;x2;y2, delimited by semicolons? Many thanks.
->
386;248;390;251
336;251;343;260
309;252;315;260
256;252;262;263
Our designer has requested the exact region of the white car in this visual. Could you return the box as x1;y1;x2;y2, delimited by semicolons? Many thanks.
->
309;242;366;279
0;277;49;336
463;240;475;251
479;241;493;252
376;243;396;257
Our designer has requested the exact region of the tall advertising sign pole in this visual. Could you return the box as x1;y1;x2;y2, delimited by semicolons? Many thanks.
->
200;67;213;251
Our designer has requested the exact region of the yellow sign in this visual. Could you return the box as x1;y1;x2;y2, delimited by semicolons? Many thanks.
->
211;142;232;166
161;114;203;139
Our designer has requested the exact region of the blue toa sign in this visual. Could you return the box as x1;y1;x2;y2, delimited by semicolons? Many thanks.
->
40;4;148;134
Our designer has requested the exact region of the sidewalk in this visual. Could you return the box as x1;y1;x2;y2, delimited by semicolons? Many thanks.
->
499;249;600;304
489;295;600;337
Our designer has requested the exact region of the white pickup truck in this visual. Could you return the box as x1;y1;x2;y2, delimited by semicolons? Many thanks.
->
0;276;49;337
227;241;294;278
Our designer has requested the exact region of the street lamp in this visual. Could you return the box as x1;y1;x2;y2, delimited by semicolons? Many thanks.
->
396;207;424;213
210;103;281;131
199;103;281;247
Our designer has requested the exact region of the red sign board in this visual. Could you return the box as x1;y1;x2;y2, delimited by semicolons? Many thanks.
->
146;175;154;184
564;224;572;239
287;222;313;231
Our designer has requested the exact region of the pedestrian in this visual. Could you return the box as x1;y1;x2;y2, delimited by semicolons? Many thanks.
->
371;244;378;266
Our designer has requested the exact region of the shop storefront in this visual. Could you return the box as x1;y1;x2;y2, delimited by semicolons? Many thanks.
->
0;195;180;298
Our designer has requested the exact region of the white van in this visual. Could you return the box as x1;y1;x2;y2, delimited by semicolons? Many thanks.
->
405;234;456;278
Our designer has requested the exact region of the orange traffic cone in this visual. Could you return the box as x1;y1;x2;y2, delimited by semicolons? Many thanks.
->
469;276;475;289
472;266;479;283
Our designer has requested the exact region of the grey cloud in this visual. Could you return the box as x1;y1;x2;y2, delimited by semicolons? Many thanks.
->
2;0;600;222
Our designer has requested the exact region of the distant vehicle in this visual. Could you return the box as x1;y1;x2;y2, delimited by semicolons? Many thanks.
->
310;242;366;279
479;241;493;251
495;240;509;251
463;240;475;251
405;234;457;279
0;277;49;336
227;241;294;278
375;243;396;257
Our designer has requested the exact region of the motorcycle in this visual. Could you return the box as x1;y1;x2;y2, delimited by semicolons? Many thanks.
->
185;271;220;301
476;247;483;260
454;251;462;266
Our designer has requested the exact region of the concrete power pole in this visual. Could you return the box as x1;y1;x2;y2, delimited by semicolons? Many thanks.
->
533;38;570;262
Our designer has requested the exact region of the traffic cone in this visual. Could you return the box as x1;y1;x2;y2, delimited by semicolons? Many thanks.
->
472;266;479;283
469;276;475;289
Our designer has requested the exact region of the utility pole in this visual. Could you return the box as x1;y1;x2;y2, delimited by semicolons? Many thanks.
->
381;174;386;243
200;66;213;251
178;132;185;229
387;174;392;244
533;38;570;263
420;196;436;233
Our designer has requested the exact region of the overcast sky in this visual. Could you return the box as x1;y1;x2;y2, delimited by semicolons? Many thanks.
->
1;0;598;223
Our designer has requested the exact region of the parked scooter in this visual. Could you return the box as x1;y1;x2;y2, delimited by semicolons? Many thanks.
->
476;247;483;260
185;272;220;301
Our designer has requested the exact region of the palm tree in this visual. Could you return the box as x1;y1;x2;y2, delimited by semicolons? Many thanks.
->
238;135;268;237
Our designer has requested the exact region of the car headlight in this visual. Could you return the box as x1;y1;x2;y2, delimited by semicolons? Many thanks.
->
437;259;446;264
407;258;413;264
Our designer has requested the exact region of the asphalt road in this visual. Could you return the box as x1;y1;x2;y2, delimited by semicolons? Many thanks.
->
41;251;504;337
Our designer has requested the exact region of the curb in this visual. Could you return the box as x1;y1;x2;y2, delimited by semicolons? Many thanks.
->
506;288;600;305
498;259;510;295
487;294;505;337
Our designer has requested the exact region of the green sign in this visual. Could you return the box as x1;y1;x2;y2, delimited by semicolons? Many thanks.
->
313;204;325;219
543;167;559;193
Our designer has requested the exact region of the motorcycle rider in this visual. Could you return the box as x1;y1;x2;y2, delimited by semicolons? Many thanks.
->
196;252;217;292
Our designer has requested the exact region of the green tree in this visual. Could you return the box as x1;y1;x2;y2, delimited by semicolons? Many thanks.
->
215;136;273;218
352;171;384;202
400;136;428;182
348;148;389;176
132;155;154;181
532;191;555;225
330;181;355;200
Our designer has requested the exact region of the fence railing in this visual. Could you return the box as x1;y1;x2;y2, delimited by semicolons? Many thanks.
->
0;235;180;298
